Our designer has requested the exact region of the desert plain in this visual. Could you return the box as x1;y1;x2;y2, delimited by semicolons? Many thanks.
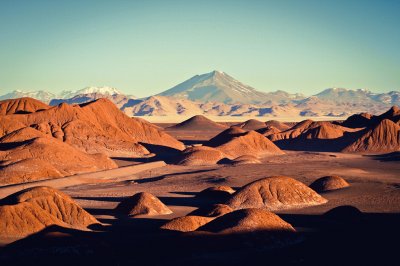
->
0;97;399;266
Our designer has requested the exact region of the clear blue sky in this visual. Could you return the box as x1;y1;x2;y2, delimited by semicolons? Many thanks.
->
0;0;399;96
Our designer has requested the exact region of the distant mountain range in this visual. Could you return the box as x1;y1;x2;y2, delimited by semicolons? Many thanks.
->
1;71;398;117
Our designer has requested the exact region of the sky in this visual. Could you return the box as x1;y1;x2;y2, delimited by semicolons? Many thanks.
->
0;0;399;97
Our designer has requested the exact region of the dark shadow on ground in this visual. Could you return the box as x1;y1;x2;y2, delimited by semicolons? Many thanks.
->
2;206;400;266
366;151;400;162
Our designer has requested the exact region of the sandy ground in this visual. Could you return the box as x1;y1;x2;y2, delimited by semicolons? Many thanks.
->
61;151;400;221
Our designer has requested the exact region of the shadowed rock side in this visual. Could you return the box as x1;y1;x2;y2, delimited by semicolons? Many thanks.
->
0;186;99;237
0;97;49;115
339;112;373;128
0;98;184;157
227;176;327;211
234;119;267;131
309;176;350;193
176;146;226;166
160;216;215;232
0;127;117;185
168;115;228;131
189;204;233;217
115;192;172;217
198;208;295;233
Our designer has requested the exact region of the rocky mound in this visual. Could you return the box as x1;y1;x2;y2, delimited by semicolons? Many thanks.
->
215;131;285;158
265;120;291;131
189;204;233;217
340;112;373;128
115;192;172;217
0;97;49;115
227;176;327;211
309;175;350;192
0;98;184;157
197;186;235;202
256;126;281;137
342;119;400;153
231;155;261;165
160;215;214;232
235;119;267;131
269;120;357;141
206;126;247;147
0;186;99;237
168;115;228;131
198;208;295;233
269;119;315;141
176;146;226;166
0;128;117;185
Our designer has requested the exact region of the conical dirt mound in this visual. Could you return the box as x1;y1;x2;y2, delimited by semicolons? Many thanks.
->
198;208;295;233
215;131;284;158
176;146;226;166
309;175;350;192
160;215;214;232
115;192;172;217
235;119;267;131
168;115;228;131
227;176;327;211
0;186;99;237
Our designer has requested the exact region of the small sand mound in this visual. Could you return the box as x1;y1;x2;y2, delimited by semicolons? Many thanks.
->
177;146;226;166
310;175;350;192
256;126;281;137
227;176;327;211
216;131;284;158
235;119;267;131
231;155;261;165
168;115;228;131
265;120;291;131
206;126;247;147
198;208;295;233
0;97;49;115
189;204;233;217
115;192;172;217
197;186;235;202
0;186;99;237
160;215;214;232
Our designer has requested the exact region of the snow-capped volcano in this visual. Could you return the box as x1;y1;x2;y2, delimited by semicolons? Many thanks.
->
59;86;122;99
157;70;274;104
